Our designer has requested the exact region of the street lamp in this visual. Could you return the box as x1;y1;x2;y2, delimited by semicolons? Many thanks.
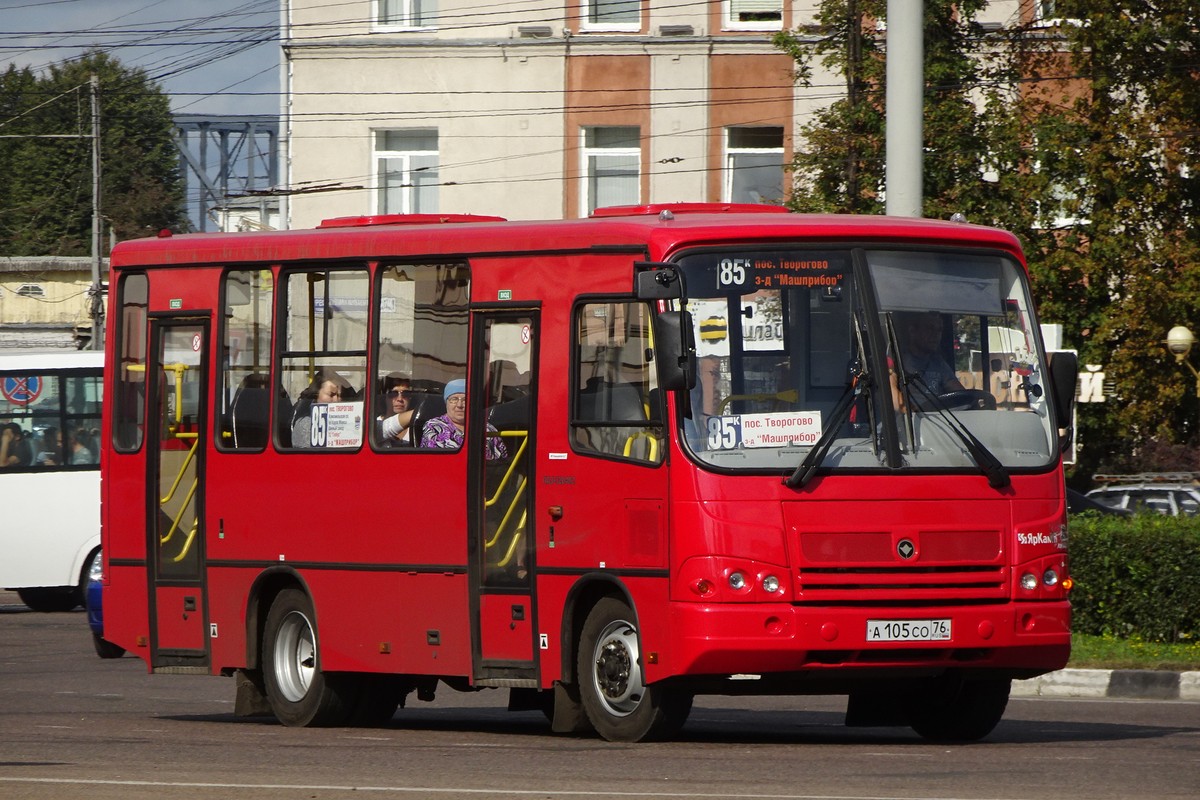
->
1166;325;1200;400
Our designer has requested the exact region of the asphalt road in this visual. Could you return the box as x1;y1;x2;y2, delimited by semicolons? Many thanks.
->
1;592;1197;800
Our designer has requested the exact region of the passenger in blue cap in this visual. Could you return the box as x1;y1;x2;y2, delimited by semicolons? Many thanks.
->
420;378;507;459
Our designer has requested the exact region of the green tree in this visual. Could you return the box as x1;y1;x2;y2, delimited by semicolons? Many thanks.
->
776;1;1200;480
0;51;188;256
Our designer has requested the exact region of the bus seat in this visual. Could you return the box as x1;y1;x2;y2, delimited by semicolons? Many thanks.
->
577;379;647;422
408;391;446;446
488;394;530;431
230;387;270;448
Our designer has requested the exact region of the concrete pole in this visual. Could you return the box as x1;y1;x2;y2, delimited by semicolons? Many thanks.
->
885;0;923;218
90;73;105;350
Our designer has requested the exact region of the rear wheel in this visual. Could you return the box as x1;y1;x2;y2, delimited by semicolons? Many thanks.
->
92;631;126;659
577;597;692;742
17;586;80;612
909;677;1011;742
262;588;358;727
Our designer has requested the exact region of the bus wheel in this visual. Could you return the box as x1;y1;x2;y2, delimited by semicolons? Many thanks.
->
262;588;357;727
577;597;692;742
909;677;1010;742
16;586;80;612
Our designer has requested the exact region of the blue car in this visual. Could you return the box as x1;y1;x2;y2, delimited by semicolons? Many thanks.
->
85;551;125;659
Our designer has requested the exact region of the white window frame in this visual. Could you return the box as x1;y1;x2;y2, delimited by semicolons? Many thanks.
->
722;0;783;32
374;0;437;31
723;127;784;204
580;127;641;217
580;0;641;32
374;129;439;216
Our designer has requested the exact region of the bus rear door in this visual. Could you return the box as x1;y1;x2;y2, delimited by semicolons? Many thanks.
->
147;318;210;671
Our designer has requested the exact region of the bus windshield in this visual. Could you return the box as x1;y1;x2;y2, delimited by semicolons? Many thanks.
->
677;246;1056;474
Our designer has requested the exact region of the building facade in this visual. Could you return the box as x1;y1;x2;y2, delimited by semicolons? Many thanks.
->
281;1;1042;228
283;0;832;227
0;258;105;350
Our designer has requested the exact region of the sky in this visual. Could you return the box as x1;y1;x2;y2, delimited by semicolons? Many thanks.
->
0;0;281;117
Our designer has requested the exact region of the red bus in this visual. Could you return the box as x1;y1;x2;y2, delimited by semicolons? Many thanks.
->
100;204;1078;742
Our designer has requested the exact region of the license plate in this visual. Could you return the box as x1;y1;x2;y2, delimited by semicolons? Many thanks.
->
866;618;952;642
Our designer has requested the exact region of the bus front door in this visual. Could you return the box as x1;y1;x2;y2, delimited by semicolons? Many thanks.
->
147;320;210;671
469;311;538;685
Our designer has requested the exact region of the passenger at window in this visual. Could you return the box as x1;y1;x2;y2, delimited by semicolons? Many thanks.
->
36;426;60;465
896;312;965;395
0;423;33;467
377;372;415;447
420;379;507;459
291;370;351;449
68;426;97;465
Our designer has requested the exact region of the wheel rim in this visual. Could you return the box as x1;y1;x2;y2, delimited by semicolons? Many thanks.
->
590;618;644;716
274;609;316;702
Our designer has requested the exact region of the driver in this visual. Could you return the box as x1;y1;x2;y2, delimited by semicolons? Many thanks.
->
897;312;965;395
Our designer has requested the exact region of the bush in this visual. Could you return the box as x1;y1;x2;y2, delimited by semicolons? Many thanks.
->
1068;513;1200;643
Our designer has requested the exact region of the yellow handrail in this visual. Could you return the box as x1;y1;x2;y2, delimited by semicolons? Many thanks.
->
159;433;199;506
484;430;528;509
159;477;198;546
171;518;200;563
622;430;660;461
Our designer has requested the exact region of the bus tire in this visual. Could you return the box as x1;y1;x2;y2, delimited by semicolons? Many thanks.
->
17;586;80;612
577;597;692;742
909;677;1010;742
262;588;358;727
92;632;126;659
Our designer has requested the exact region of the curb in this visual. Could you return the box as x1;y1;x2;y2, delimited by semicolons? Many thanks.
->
1012;668;1200;701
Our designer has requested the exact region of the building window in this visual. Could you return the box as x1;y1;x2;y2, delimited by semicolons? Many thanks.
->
376;129;439;215
724;0;782;30
377;0;436;28
583;0;640;30
1036;0;1057;21
16;283;45;298
581;126;640;216
724;127;784;204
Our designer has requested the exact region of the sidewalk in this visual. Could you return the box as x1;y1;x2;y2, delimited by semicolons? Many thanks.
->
1012;668;1200;701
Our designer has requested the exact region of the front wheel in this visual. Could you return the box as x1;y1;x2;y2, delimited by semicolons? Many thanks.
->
577;597;692;742
909;677;1011;742
261;588;358;727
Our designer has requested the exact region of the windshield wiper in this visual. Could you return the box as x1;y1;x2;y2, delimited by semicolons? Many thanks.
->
783;360;866;490
901;374;1011;489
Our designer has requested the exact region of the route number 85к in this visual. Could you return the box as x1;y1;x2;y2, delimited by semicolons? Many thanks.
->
718;259;749;288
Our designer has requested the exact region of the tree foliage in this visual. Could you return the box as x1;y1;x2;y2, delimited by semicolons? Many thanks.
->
777;1;1200;481
0;51;188;257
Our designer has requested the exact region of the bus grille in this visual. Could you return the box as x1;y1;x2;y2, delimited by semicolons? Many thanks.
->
795;565;1009;603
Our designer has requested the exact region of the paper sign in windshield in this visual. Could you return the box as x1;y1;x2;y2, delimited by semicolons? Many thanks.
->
308;402;364;448
708;411;822;449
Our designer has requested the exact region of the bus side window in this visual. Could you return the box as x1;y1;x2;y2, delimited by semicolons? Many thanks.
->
374;262;471;451
571;301;664;465
278;267;369;450
114;273;148;452
218;270;275;451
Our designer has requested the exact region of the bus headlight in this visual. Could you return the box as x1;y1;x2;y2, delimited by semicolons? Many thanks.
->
728;571;747;590
1020;572;1038;591
762;575;780;594
1042;568;1059;587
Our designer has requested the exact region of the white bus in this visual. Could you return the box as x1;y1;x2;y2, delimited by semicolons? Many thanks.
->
0;350;103;611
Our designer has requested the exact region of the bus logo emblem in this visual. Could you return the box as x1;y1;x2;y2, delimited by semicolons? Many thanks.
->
896;539;915;559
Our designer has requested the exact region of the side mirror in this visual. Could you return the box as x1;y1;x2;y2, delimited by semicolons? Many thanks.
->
1047;350;1077;454
653;310;696;392
635;262;687;301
